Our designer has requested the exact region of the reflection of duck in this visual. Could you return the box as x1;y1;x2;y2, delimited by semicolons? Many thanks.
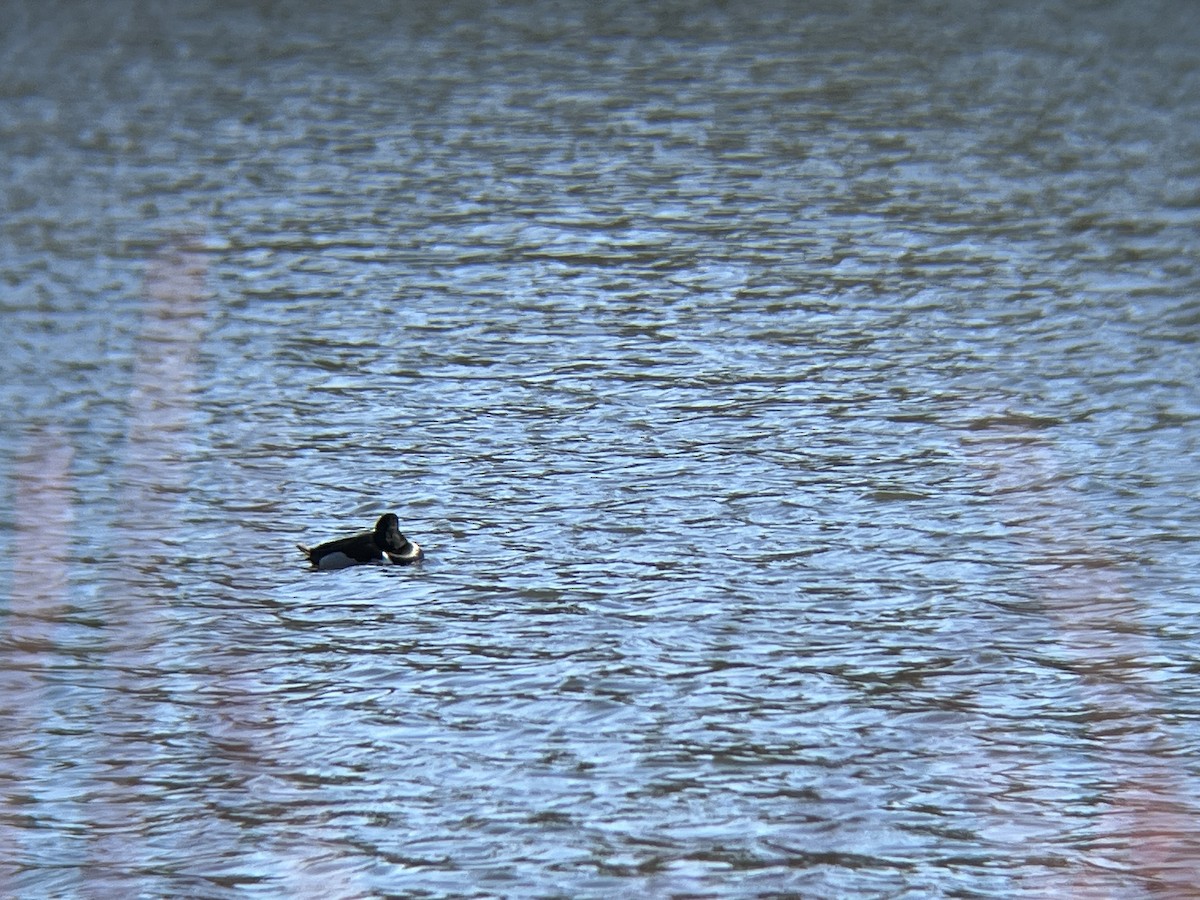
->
298;513;424;570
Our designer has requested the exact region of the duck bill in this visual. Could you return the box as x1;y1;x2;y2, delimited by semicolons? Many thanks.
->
386;542;424;565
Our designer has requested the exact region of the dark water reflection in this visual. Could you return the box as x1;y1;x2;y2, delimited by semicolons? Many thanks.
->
3;1;1199;896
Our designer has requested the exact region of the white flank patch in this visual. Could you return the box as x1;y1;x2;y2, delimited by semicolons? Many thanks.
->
317;552;358;571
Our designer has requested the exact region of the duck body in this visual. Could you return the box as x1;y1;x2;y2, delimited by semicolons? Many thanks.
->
298;513;424;570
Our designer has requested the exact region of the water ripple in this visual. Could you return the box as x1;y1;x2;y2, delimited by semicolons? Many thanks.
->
2;0;1200;897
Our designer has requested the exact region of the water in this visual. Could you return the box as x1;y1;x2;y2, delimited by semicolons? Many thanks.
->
2;1;1199;896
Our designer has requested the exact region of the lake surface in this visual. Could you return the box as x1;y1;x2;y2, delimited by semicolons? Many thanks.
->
2;1;1199;896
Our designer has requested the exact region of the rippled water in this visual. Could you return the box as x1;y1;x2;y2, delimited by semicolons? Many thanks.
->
3;1;1200;896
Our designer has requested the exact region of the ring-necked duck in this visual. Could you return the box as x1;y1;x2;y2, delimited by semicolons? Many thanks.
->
298;513;424;570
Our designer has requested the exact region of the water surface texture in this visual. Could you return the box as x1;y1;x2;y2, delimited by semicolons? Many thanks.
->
2;1;1199;896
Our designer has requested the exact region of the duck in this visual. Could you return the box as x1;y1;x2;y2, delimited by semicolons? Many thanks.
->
298;513;424;570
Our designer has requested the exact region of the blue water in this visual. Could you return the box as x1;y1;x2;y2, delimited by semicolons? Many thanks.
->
2;1;1199;896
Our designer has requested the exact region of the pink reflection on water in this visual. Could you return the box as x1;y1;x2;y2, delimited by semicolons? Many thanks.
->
122;239;209;521
10;426;74;641
0;426;74;894
1;236;370;895
964;414;1200;895
111;236;371;895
